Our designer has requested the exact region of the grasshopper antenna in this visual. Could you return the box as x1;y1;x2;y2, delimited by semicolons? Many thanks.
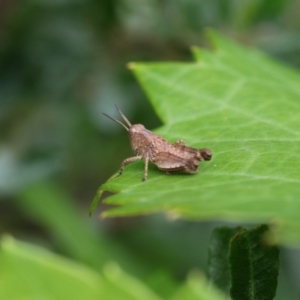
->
115;104;132;128
102;112;129;131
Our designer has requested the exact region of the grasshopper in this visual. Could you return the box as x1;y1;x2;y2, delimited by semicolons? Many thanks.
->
103;105;212;181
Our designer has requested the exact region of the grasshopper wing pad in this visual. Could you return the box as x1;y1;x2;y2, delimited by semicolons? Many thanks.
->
154;152;199;173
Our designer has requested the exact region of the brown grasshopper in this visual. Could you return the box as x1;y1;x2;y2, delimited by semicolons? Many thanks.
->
103;105;212;181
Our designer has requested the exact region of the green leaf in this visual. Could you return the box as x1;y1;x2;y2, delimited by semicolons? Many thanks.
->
0;236;224;300
170;271;228;300
229;225;279;300
17;181;147;275
0;236;165;300
94;30;300;245
103;263;163;300
89;186;104;216
208;226;243;294
0;235;103;299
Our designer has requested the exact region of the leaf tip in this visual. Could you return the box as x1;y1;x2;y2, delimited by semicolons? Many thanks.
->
100;211;109;219
190;45;199;52
127;62;137;70
204;28;222;50
0;234;14;249
89;188;104;216
190;45;201;58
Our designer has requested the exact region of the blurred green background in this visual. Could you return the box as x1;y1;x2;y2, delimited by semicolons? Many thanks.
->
1;0;300;298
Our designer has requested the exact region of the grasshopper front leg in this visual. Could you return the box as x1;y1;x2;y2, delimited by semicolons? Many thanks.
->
142;154;149;182
117;155;142;178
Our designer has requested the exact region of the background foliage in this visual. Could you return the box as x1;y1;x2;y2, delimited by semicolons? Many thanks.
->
1;0;300;299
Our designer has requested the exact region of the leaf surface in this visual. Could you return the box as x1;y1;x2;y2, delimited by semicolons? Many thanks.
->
0;236;103;300
0;236;226;300
229;225;279;300
170;272;227;300
0;236;162;300
208;226;243;294
96;31;300;245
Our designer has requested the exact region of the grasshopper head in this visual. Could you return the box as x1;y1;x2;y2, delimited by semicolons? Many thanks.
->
129;124;145;134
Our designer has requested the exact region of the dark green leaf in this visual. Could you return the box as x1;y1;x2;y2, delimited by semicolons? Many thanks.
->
229;224;279;300
208;226;243;294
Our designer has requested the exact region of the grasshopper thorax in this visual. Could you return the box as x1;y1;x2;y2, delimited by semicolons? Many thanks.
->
128;124;148;155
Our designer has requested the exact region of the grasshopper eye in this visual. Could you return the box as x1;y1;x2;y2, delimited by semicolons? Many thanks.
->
200;149;212;161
